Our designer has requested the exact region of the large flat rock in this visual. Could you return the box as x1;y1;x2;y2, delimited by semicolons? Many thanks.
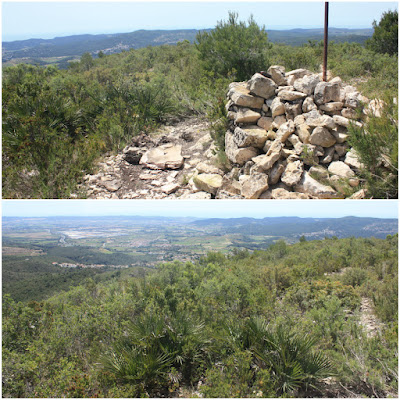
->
140;144;184;170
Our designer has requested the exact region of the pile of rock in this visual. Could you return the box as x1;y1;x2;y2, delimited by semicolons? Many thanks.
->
223;66;370;199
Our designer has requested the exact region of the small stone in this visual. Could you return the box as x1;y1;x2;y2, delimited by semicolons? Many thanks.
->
349;189;368;199
270;97;285;117
333;115;350;127
193;174;223;195
293;74;321;95
228;84;265;109
296;124;312;144
102;180;121;192
310;127;336;147
268;160;287;185
241;173;270;199
341;108;358;119
286;68;312;80
257;116;274;130
225;131;259;165
247;73;277;99
302;96;318;113
314;81;342;105
320;102;343;112
271;188;309;199
140;144;184;170
281;160;304;186
160;183;180;194
252;147;282;172
267;65;287;86
278;90;307;101
233;126;268;149
344;148;363;169
331;127;349;144
294;172;340;199
276;120;296;143
272;115;287;129
305;110;336;129
328;161;355;178
196;161;224;175
235;108;262;124
179;191;212;199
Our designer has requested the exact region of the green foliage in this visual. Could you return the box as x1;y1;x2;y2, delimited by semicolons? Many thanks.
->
366;10;398;56
253;323;332;394
347;98;398;198
2;236;397;397
196;12;269;81
3;13;398;198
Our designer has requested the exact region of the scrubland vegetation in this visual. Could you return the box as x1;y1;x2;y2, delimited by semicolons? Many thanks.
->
2;235;398;397
2;12;398;198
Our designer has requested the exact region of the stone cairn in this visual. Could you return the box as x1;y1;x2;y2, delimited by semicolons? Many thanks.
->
224;65;374;199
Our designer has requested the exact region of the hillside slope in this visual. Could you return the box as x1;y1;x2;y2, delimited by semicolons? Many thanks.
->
2;236;397;398
2;27;373;65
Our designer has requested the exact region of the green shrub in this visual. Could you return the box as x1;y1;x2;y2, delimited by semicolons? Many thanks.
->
196;12;269;81
366;10;398;56
347;98;398;198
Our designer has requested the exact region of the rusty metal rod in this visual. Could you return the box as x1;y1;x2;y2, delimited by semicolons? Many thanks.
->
323;2;329;81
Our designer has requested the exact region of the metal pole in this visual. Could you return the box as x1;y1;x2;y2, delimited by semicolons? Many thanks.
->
323;2;329;82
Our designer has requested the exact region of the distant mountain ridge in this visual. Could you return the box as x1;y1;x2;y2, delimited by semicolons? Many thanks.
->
2;27;373;65
191;216;397;239
3;215;397;240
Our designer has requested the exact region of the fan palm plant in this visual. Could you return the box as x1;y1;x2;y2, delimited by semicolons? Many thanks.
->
252;322;333;394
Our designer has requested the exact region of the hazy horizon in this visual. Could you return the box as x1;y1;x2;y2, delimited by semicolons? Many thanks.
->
2;200;398;219
3;1;397;42
3;25;374;43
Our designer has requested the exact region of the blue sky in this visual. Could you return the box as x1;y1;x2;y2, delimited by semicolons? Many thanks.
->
2;200;398;219
2;1;398;41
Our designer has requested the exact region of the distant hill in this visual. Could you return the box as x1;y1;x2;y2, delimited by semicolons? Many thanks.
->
191;216;397;239
2;27;373;67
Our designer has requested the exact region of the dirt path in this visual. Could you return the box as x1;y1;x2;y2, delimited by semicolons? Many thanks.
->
359;297;383;337
77;117;219;199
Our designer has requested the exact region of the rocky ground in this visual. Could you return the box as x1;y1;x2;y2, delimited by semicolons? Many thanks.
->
77;66;378;200
77;118;225;199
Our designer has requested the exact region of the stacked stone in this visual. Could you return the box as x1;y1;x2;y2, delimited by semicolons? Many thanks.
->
225;65;368;199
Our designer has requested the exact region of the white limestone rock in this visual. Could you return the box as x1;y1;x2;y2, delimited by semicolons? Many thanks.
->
225;131;259;166
293;74;321;95
247;73;277;99
310;127;337;147
305;110;336;129
302;96;318;113
228;84;265;109
267;65;287;86
235;108;262;124
278;90;307;101
257;116;274;130
240;173;270;199
193;174;223;195
294;172;340;199
233;126;268;149
270;97;286;117
276;120;296;143
286;68;312;80
271;188;309;199
281;160;304;186
328;161;355;178
140;144;184;170
314;81;342;105
344;148;363;169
